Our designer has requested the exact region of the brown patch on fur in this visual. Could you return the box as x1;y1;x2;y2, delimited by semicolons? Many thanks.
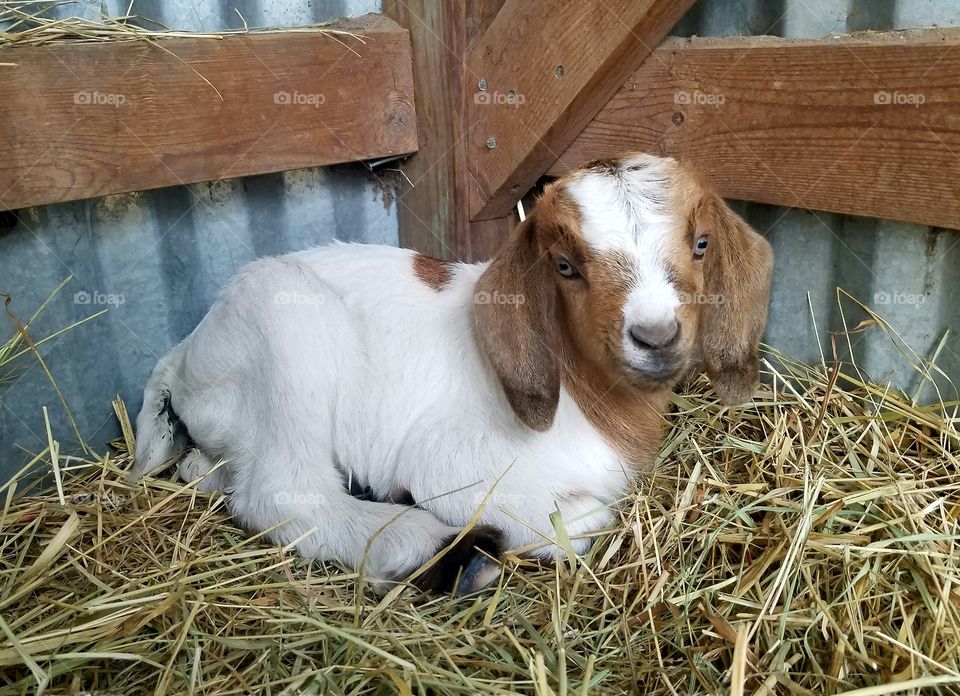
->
413;253;453;291
560;342;670;468
580;158;623;176
575;250;632;366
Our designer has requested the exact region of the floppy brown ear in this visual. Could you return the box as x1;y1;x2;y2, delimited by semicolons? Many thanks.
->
697;194;774;405
474;211;560;431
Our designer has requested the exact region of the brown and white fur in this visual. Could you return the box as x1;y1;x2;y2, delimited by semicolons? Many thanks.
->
128;153;774;593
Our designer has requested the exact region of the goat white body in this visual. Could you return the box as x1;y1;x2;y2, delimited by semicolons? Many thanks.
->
134;243;626;581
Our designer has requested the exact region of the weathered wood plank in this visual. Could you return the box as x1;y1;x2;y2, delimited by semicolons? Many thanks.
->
384;0;513;260
0;14;417;211
466;0;696;221
549;31;960;230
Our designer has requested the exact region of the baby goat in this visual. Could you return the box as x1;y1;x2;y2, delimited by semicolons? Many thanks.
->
129;153;774;593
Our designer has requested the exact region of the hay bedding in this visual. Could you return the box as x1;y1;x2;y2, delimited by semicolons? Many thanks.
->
2;344;959;696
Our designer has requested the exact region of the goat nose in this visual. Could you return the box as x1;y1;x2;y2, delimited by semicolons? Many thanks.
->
629;318;679;350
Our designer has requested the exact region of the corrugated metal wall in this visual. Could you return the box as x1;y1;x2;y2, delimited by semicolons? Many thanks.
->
2;0;958;481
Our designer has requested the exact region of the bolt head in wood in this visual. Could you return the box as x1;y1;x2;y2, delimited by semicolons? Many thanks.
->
478;79;488;91
486;138;497;149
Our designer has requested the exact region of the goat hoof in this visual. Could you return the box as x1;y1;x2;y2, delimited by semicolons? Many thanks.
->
455;550;502;595
414;525;503;595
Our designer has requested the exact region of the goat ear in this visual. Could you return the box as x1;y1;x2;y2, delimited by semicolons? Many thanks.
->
474;211;560;431
696;194;774;405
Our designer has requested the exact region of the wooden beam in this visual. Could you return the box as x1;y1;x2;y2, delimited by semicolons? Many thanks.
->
0;14;417;211
384;0;514;261
549;30;960;231
466;0;697;221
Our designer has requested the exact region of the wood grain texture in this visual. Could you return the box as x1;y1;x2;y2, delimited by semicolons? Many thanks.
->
384;0;514;260
0;14;417;211
466;0;696;221
549;31;960;230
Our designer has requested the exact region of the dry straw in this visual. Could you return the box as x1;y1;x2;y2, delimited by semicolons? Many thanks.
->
0;0;367;96
0;1;366;103
0;1;363;46
1;313;958;694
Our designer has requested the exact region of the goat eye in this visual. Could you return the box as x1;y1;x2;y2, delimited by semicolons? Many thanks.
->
554;257;578;278
694;236;709;257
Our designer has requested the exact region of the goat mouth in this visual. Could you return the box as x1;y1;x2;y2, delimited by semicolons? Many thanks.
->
620;356;686;386
626;362;684;387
